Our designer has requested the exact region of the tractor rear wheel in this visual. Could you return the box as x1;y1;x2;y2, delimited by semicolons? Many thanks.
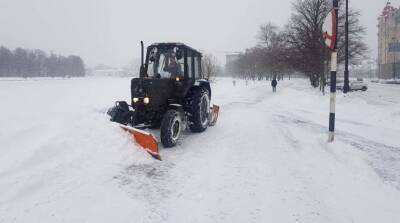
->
188;88;210;132
160;109;182;147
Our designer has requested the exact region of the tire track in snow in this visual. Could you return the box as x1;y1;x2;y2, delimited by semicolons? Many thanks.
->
274;113;400;190
113;83;282;222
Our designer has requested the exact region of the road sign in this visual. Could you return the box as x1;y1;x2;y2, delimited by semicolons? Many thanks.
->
322;9;337;50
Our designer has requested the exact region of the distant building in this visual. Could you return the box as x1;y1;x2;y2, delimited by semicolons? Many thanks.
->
88;64;125;77
378;1;400;79
225;53;240;76
225;53;240;65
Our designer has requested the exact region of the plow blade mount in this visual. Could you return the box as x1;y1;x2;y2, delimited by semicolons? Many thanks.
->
209;104;220;126
120;125;161;160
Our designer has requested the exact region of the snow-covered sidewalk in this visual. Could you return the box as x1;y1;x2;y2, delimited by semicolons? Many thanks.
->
0;77;400;223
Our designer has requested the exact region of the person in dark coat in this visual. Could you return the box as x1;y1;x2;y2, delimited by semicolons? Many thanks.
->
271;78;277;93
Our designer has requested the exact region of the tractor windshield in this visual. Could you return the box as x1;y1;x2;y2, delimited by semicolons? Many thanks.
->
147;47;184;79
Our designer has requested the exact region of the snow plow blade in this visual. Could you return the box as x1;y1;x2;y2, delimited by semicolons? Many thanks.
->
209;104;220;126
120;125;161;160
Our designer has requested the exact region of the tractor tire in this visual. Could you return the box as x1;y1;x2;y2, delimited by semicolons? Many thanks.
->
160;109;182;147
188;88;210;133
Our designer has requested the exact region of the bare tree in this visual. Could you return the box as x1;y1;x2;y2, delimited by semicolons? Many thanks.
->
225;0;365;86
202;53;221;81
258;23;280;47
0;46;85;77
283;0;328;79
0;47;13;76
228;24;292;80
336;5;367;64
284;0;367;79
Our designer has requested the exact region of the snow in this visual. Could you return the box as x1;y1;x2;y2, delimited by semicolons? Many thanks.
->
0;77;400;223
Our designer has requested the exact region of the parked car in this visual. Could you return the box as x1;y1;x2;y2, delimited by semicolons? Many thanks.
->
327;80;367;91
349;81;368;91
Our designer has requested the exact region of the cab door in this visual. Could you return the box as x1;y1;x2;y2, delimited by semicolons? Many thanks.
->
178;50;195;97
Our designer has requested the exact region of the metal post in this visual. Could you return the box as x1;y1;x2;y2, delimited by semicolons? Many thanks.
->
343;0;350;93
394;53;397;80
328;0;339;142
393;40;400;80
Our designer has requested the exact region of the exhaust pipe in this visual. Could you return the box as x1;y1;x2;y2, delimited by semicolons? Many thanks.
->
140;41;145;77
141;41;144;67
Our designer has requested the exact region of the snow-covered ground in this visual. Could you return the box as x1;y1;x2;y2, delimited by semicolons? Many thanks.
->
0;77;400;223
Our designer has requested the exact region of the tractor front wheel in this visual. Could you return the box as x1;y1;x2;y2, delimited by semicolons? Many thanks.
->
160;109;182;147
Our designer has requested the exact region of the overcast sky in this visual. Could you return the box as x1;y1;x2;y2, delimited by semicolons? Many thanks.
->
0;0;395;68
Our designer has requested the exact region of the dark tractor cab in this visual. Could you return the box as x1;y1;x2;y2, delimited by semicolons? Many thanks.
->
108;42;216;148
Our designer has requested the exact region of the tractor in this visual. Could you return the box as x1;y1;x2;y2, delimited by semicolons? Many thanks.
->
107;42;219;160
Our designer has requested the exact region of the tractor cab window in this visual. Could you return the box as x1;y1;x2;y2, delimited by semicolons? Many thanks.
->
187;54;193;78
147;47;184;79
194;57;201;79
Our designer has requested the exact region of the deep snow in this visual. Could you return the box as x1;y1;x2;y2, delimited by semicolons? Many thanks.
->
0;77;400;223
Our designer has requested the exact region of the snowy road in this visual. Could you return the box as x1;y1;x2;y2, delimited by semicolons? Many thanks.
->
1;77;400;222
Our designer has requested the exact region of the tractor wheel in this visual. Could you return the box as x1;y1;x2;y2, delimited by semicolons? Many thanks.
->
160;109;182;147
188;88;210;132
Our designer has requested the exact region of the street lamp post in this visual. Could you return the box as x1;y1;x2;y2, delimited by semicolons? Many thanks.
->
343;0;350;93
391;39;398;80
394;50;397;80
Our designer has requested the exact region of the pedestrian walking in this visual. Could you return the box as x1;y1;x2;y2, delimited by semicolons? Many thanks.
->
271;78;277;93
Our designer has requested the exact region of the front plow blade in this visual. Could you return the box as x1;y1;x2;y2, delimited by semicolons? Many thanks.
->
209;104;220;126
120;125;161;160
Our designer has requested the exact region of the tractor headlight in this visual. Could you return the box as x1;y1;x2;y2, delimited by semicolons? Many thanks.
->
143;97;150;104
133;97;139;103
